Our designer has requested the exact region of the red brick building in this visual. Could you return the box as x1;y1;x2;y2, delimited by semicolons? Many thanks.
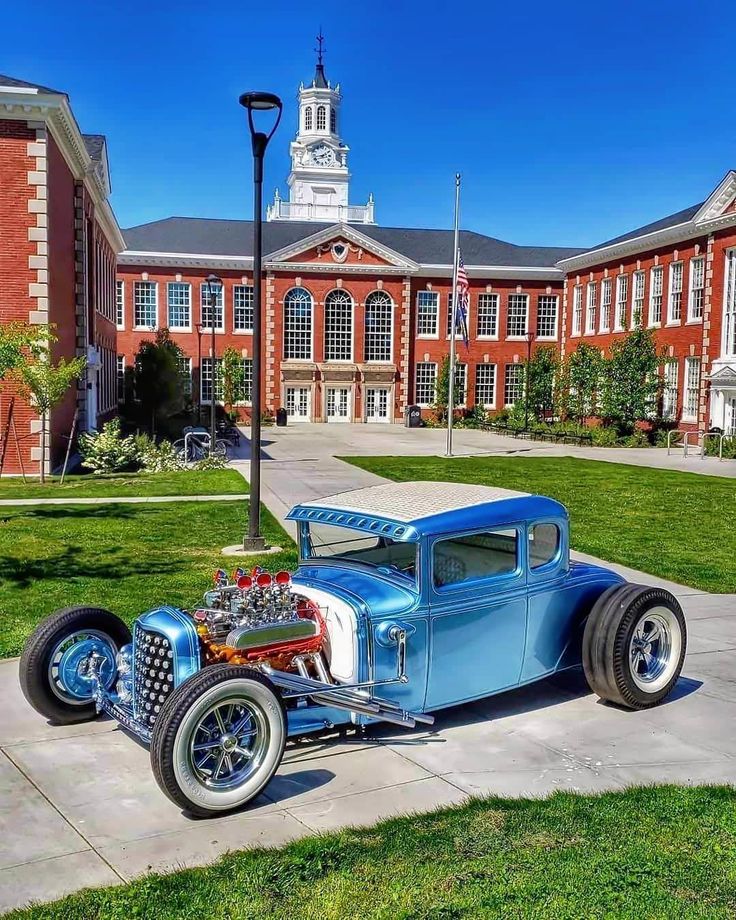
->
0;75;124;475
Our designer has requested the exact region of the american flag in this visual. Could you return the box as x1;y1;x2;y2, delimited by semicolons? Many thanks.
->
454;251;470;347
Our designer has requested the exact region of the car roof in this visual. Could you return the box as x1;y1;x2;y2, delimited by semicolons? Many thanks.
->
286;481;567;541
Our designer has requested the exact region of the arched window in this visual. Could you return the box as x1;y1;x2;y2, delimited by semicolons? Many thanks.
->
364;291;392;362
304;106;313;131
324;289;353;361
316;105;326;131
284;287;313;360
330;107;336;133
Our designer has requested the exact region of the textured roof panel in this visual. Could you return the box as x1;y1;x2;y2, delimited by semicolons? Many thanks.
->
122;217;582;267
0;74;64;95
586;202;702;252
82;134;106;163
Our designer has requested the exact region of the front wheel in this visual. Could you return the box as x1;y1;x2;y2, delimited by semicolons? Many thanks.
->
583;584;687;709
150;665;286;817
19;606;131;724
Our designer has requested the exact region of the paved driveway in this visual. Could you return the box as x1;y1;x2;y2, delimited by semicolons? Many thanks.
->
1;430;735;913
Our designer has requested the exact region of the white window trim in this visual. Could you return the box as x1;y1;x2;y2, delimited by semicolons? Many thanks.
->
133;280;158;331
233;284;255;335
283;287;315;362
364;290;394;363
323;289;355;363
446;293;472;341
536;295;559;340
504;364;524;407
115;279;125;331
585;282;597;335
416;290;440;340
200;282;225;333
666;261;683;326
475;363;497;409
631;271;645;329
506;293;530;340
571;285;583;337
687;256;705;324
415;361;437;407
166;281;192;332
682;356;700;422
722;248;736;359
614;274;628;332
648;265;663;328
476;293;500;341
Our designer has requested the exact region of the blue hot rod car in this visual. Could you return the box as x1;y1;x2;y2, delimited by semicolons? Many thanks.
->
20;482;686;816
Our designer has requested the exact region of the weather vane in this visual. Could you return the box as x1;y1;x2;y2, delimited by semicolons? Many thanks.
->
315;28;325;65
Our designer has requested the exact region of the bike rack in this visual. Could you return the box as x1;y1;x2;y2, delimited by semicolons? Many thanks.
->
666;429;687;456
183;430;212;463
671;429;726;461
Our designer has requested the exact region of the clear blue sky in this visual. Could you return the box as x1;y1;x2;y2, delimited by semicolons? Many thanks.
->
4;0;735;247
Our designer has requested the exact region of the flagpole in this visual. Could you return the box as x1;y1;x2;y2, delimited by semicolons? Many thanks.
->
446;172;461;458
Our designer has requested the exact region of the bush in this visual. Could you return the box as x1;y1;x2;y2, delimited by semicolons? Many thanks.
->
705;435;736;459
455;405;490;429
79;419;139;473
591;426;619;447
622;430;650;448
192;452;229;470
135;435;185;472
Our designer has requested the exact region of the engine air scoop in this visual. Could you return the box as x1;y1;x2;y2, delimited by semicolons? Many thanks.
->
225;617;321;654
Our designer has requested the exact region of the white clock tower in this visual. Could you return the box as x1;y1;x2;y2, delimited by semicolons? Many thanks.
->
267;34;375;224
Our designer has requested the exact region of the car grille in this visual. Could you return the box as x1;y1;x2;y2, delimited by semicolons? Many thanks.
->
133;625;175;729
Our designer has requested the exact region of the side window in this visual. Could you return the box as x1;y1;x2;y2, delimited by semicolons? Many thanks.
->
433;529;518;588
529;523;560;569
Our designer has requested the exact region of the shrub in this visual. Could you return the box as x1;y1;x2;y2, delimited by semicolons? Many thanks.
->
192;451;228;470
622;430;650;448
705;435;736;459
79;419;139;473
136;436;185;472
591;426;619;447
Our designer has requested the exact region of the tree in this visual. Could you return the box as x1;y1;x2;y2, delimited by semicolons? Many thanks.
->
601;327;662;431
133;329;188;435
0;322;48;381
13;345;85;482
220;347;246;417
433;356;466;423
525;346;559;421
563;343;605;423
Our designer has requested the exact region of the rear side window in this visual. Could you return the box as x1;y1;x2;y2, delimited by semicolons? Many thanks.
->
433;529;518;588
529;523;560;569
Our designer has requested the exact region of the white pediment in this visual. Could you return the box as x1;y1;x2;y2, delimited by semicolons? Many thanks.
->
694;171;736;224
265;223;419;271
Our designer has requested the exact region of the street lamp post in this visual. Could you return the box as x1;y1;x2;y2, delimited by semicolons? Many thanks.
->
239;90;283;551
204;274;222;450
525;331;533;429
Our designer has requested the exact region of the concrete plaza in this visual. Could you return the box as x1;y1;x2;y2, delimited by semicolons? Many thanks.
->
1;425;734;913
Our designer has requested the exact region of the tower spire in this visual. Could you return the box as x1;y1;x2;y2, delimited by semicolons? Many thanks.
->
313;29;328;88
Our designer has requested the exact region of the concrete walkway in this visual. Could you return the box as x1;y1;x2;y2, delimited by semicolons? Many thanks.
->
1;425;735;913
0;493;248;507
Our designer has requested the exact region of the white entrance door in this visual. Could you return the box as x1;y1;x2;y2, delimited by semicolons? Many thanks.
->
365;387;390;423
728;396;736;435
326;387;350;422
285;386;311;422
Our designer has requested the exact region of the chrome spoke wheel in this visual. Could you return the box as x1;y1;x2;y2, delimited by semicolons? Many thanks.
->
628;606;682;693
47;629;117;705
188;697;269;791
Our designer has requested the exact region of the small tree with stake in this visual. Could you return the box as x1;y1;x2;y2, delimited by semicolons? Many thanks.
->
13;343;85;483
133;329;188;436
525;345;559;422
601;327;662;432
220;347;246;420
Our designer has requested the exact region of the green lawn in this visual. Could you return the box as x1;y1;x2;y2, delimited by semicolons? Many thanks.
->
10;786;736;919
0;469;247;499
343;455;736;594
0;499;296;658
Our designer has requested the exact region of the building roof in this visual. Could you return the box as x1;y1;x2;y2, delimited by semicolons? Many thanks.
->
82;134;106;163
585;202;703;252
122;216;582;267
0;74;64;95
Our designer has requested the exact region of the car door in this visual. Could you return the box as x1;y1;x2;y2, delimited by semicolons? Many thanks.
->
425;525;527;709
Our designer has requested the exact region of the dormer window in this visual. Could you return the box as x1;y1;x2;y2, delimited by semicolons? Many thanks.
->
304;106;313;131
316;105;326;131
330;107;336;132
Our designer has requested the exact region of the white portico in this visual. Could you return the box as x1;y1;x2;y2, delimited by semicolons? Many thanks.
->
267;35;375;224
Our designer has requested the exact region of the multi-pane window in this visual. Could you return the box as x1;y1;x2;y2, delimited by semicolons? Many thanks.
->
283;287;313;360
116;280;124;328
364;291;392;362
316;105;326;130
585;282;597;334
116;355;125;401
304;106;313;131
724;249;736;356
200;357;223;404
572;285;583;335
662;360;678;420
668;262;683;323
232;358;253;404
537;296;558;338
324;289;353;361
415;362;437;406
476;293;499;338
506;294;528;337
200;282;224;330
615;274;628;330
330;107;336;132
475;364;496;407
688;256;705;321
416;291;439;337
177;356;192;396
453;362;467;406
504;364;524;406
134;281;157;328
599;279;612;332
683;357;701;421
234;285;254;332
649;266;663;326
632;271;645;327
167;282;191;329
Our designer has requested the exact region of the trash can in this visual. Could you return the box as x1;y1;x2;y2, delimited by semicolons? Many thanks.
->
405;405;421;428
276;407;288;427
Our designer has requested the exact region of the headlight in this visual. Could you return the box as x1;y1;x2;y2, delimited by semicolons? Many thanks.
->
115;644;133;703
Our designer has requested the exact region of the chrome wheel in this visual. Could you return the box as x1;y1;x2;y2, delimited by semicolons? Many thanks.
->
47;629;117;705
188;698;269;790
629;606;682;693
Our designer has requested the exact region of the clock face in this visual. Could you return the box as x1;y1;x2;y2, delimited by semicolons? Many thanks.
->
311;145;334;167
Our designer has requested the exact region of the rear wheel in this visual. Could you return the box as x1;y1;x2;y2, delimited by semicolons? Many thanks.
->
583;584;686;709
19;607;131;724
151;665;286;817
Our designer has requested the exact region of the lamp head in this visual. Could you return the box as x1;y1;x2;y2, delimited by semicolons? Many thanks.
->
239;91;282;112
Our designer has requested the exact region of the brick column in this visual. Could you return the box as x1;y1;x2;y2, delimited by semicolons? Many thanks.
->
698;234;715;430
400;276;411;416
74;182;88;426
265;271;276;411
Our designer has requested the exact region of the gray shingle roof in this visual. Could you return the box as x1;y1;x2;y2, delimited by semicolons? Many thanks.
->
83;134;106;163
122;217;581;267
585;202;702;252
0;74;64;95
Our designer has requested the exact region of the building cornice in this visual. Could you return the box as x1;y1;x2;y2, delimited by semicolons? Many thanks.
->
118;251;254;270
556;221;700;273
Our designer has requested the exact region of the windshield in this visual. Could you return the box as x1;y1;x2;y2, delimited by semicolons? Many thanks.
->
303;523;418;585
